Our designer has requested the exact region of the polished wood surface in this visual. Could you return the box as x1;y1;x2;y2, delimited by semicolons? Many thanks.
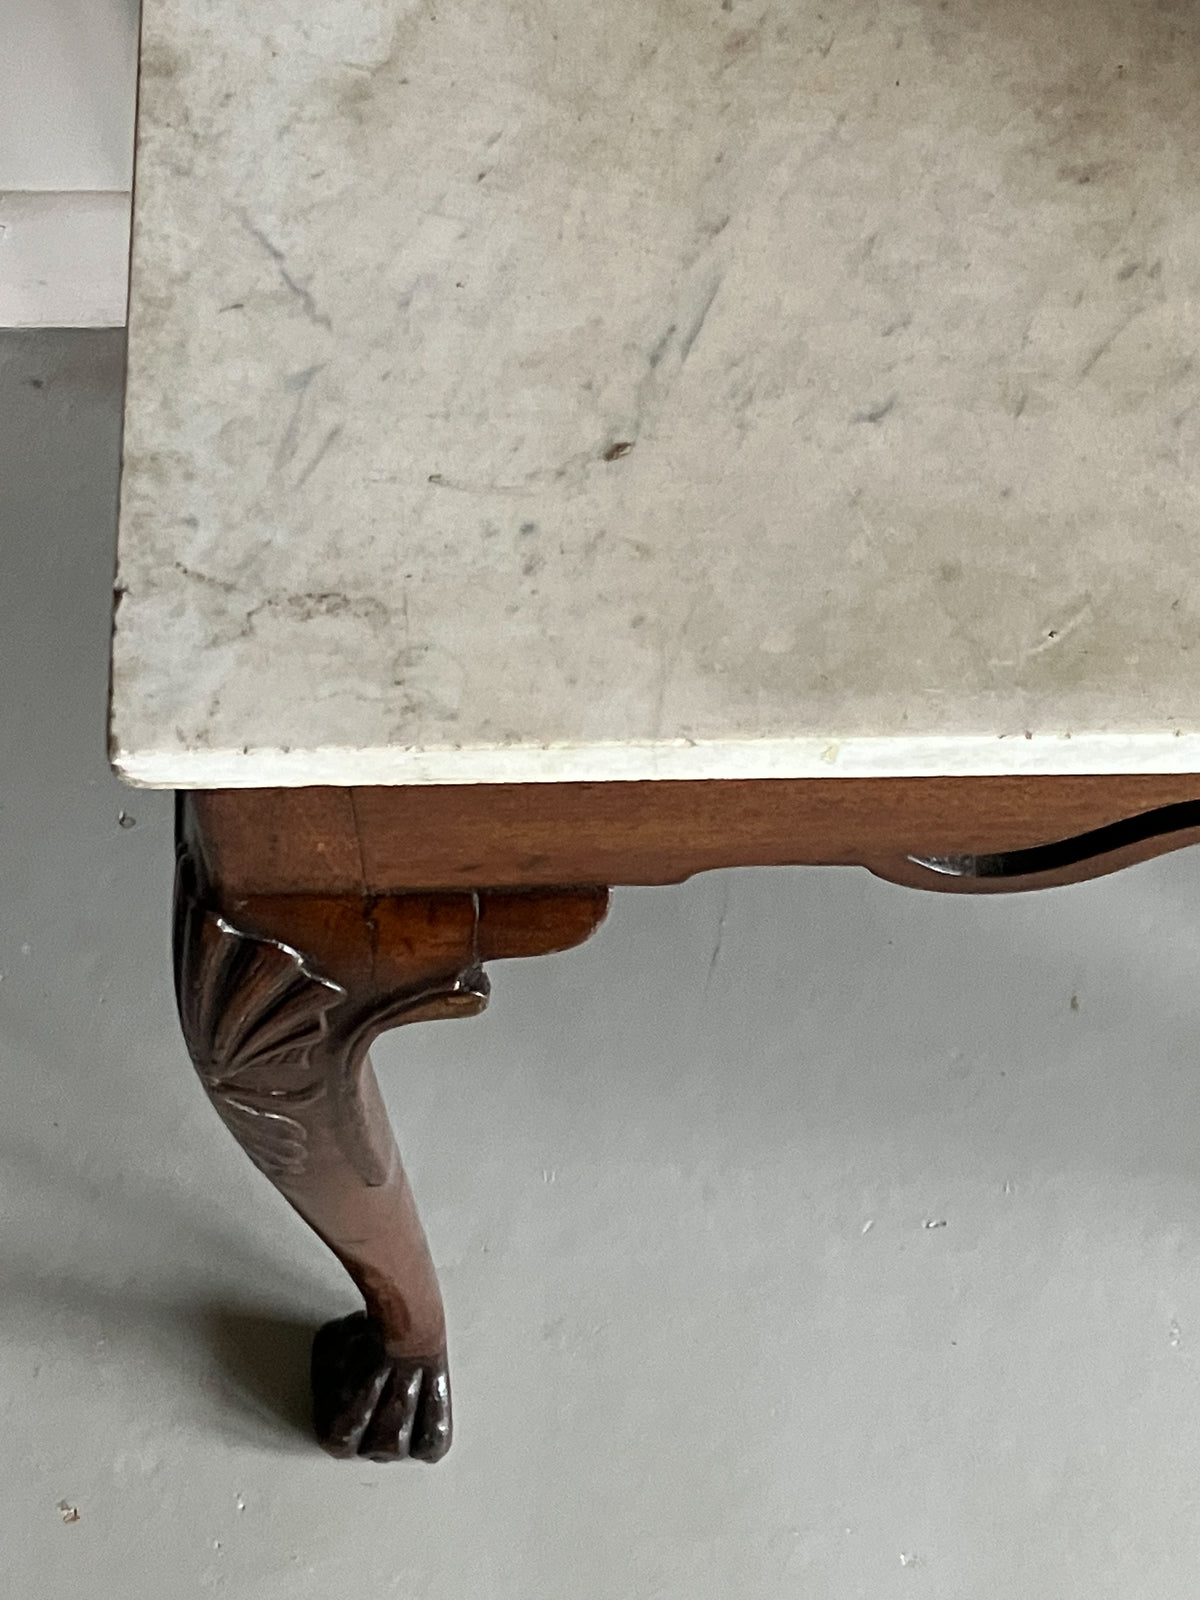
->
178;772;1200;1460
193;775;1200;896
175;797;607;1460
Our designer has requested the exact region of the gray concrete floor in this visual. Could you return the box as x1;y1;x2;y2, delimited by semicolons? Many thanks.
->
6;328;1200;1597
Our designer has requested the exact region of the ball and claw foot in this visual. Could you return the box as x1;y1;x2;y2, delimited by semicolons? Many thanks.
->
311;1312;452;1463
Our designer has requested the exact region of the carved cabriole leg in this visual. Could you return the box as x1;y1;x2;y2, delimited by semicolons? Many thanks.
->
173;832;608;1462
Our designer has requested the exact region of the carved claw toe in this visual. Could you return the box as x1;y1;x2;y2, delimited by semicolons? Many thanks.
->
311;1312;452;1463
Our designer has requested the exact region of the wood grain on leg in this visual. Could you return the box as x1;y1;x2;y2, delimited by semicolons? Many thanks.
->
175;797;607;1461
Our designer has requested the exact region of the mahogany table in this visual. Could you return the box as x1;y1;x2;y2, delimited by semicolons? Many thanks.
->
113;0;1200;1459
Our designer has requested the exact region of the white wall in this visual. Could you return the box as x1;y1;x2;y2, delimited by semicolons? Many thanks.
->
0;0;137;324
0;0;138;188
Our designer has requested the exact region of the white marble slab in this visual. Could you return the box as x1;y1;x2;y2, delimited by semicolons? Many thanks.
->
113;0;1200;786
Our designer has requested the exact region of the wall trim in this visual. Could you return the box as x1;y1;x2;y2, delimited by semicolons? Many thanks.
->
0;190;129;327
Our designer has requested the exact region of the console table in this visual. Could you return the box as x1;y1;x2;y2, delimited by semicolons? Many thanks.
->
112;0;1200;1460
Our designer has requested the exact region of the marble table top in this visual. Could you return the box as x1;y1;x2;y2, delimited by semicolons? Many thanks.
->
112;0;1200;787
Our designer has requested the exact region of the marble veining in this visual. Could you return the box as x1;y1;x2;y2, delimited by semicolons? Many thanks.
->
113;0;1200;785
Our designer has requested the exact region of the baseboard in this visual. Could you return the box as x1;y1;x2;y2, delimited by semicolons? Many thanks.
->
0;190;130;328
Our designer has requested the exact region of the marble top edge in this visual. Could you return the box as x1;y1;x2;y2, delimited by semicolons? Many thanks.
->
115;0;1200;781
113;732;1200;790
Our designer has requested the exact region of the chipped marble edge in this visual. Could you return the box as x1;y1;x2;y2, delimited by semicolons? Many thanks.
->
112;732;1200;789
